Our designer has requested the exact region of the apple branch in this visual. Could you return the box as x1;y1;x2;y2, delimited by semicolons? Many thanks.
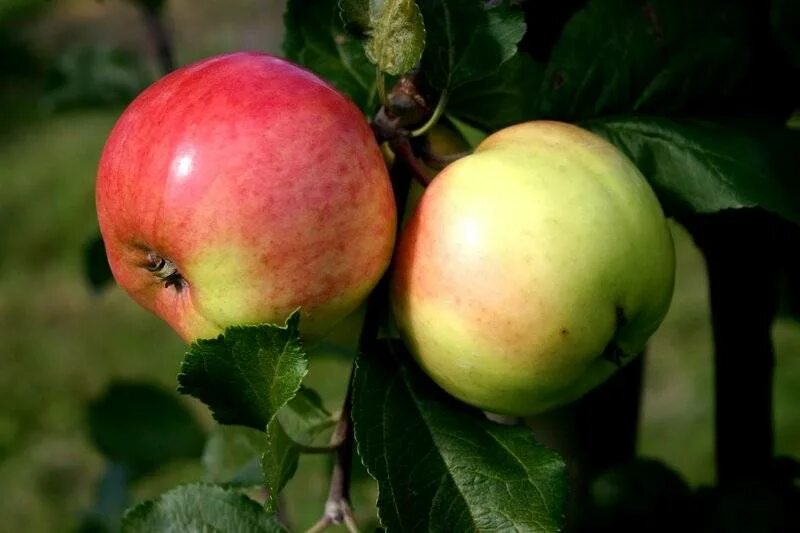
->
305;380;358;533
371;76;447;187
390;136;433;186
307;119;415;533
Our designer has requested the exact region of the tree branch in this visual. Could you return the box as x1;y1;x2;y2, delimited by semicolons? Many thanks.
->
138;4;175;74
390;136;433;187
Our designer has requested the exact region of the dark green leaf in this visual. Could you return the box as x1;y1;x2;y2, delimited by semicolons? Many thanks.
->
584;116;800;223
121;484;287;533
87;382;205;479
284;0;380;114
261;419;299;513
278;386;337;448
364;0;425;76
448;52;544;131
84;233;113;291
419;0;526;90
202;425;265;487
262;386;337;510
352;341;567;532
537;0;750;120
178;311;307;431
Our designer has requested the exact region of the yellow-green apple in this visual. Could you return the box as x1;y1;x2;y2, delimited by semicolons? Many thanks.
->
96;52;396;343
391;121;674;416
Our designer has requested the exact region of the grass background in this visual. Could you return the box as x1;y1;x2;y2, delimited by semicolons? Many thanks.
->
0;0;798;531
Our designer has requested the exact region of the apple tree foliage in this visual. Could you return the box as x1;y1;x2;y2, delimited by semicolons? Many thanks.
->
80;0;800;531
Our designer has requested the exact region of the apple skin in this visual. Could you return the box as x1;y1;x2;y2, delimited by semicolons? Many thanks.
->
391;121;675;416
97;52;396;343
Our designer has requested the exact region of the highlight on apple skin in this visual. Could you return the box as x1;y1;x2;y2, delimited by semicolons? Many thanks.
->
391;121;676;417
96;52;397;343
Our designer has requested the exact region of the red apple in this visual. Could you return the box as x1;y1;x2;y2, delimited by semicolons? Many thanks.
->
97;52;396;342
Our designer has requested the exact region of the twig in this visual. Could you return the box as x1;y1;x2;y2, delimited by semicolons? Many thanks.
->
306;99;417;533
138;4;175;74
305;379;359;533
390;136;433;187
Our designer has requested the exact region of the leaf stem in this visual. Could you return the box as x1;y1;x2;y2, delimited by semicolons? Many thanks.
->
410;90;448;137
377;69;388;108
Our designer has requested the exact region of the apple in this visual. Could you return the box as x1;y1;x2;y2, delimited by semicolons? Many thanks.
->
96;52;396;343
391;121;675;416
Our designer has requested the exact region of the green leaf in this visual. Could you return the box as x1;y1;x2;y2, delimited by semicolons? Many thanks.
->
87;382;205;479
447;52;545;131
261;419;299;513
419;0;526;90
278;386;338;448
537;0;751;120
179;313;306;508
262;386;337;510
284;0;380;114
83;233;113;291
202;425;265;487
121;483;287;533
178;311;307;431
352;341;567;532
363;0;425;76
584;116;800;224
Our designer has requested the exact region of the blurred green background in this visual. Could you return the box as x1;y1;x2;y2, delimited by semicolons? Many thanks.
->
0;0;797;531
